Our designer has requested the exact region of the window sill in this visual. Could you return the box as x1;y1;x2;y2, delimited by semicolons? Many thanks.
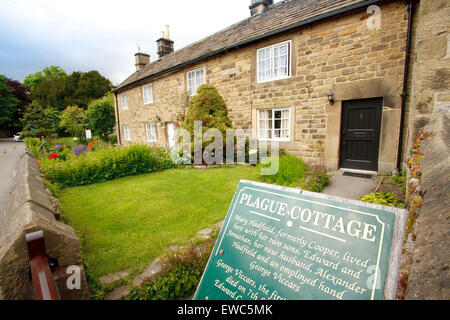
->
257;138;291;142
256;75;291;84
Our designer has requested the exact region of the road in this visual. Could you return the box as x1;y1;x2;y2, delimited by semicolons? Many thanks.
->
0;138;25;229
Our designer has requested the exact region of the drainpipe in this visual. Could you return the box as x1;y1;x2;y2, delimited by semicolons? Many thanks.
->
397;0;416;171
114;92;122;145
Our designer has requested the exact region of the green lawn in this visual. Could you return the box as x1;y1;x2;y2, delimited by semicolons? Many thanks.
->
59;165;259;279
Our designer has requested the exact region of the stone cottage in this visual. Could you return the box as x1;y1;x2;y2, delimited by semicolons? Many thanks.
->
113;0;421;173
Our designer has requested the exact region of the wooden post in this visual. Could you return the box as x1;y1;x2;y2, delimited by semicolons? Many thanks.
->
26;230;60;300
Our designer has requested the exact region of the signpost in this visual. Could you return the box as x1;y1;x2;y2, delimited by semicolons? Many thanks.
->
194;180;407;300
85;130;92;140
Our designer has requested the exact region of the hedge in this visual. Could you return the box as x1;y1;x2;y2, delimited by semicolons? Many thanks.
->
40;144;175;188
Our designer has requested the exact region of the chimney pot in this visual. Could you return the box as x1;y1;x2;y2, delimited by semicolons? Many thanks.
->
165;25;170;39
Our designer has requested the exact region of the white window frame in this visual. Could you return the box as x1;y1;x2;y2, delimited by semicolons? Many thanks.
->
142;84;154;105
121;93;128;110
257;40;292;83
145;123;157;142
123;125;131;141
186;67;205;96
257;108;291;142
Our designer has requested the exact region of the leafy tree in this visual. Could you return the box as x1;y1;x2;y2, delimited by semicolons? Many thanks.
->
24;67;112;110
182;85;233;164
86;93;116;141
31;73;68;110
5;78;31;133
59;105;87;138
23;65;67;91
21;102;57;138
183;84;232;138
73;71;112;109
44;106;62;135
0;75;19;130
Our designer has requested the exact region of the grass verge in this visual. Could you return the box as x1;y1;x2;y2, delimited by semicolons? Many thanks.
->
59;165;259;280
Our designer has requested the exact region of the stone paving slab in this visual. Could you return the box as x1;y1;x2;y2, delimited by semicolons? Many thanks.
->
322;171;379;200
100;270;129;285
105;285;131;300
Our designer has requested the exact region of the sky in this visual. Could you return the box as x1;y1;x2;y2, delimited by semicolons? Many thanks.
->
0;0;275;86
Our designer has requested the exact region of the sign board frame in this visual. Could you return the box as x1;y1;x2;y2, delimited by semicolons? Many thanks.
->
194;180;408;300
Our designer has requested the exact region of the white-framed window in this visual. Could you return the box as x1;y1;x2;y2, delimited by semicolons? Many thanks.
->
145;123;157;142
123;125;131;141
142;84;154;105
121;93;128;110
257;108;290;141
257;40;291;83
187;67;205;96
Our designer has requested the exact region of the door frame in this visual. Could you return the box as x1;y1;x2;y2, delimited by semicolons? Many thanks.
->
339;97;383;172
166;122;176;149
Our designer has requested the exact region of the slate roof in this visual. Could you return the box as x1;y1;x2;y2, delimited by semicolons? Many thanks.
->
114;0;375;92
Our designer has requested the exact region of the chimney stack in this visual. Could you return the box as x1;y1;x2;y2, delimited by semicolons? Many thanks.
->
249;0;273;16
156;25;174;59
135;52;150;71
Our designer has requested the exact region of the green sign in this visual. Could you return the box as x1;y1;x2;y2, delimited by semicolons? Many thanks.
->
194;180;399;300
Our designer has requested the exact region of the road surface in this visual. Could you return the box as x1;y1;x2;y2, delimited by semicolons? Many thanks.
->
0;138;25;230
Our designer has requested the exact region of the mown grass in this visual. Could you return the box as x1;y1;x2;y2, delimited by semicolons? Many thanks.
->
59;165;259;279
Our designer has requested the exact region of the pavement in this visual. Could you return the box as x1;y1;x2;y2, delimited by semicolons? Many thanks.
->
322;170;380;200
0;138;25;229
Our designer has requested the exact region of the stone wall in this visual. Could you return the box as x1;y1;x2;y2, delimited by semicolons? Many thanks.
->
0;151;89;300
399;0;449;299
116;1;410;172
404;114;450;300
405;0;450;155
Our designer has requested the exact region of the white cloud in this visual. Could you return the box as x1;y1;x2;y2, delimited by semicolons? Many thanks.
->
0;0;260;84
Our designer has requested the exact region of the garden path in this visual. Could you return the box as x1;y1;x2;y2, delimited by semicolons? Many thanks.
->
322;170;379;200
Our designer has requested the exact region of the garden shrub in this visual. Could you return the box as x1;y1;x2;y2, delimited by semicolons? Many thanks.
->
40;144;175;188
183;84;232;162
87;94;116;141
360;192;406;208
24;137;42;157
259;153;307;187
128;241;213;300
107;134;118;145
300;164;330;192
183;84;232;139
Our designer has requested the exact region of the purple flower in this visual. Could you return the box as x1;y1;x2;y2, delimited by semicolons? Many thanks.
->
54;143;63;150
72;144;89;157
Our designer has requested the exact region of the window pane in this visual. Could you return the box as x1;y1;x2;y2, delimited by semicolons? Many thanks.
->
274;110;282;119
274;129;281;138
275;119;281;129
121;94;127;109
148;85;153;102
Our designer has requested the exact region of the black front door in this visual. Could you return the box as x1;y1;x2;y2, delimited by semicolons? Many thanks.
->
339;98;382;171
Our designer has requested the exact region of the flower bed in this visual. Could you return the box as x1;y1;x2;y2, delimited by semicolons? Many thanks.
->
39;144;175;188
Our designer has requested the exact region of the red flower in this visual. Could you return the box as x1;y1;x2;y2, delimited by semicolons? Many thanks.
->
48;153;58;160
